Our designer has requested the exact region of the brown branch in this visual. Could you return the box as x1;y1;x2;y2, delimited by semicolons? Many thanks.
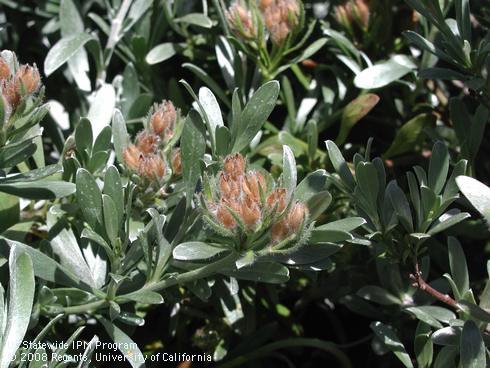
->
409;262;457;308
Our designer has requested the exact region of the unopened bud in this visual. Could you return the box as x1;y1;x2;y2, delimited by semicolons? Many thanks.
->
216;200;237;228
287;202;307;231
261;0;300;45
259;0;274;10
140;154;166;179
239;197;261;227
136;130;159;154
266;188;287;213
3;80;20;108
123;144;143;172
171;148;182;175
223;153;246;178
242;171;265;203
14;64;40;96
219;173;241;199
335;0;370;32
271;201;307;242
226;1;257;40
0;58;10;81
150;100;177;140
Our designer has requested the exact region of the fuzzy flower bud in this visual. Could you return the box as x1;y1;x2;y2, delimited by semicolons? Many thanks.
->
226;1;257;40
242;171;265;203
271;202;308;242
223;153;246;178
266;188;287;213
136;130;159;154
3;64;41;108
123;144;143;172
0;57;10;81
150;100;177;141
204;153;310;247
261;0;301;45
171;148;182;176
140;154;166;179
123;143;166;181
335;0;370;32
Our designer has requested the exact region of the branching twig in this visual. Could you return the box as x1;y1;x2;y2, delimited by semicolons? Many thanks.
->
409;262;457;308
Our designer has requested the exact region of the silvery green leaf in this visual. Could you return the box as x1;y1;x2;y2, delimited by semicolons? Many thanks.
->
0;247;35;368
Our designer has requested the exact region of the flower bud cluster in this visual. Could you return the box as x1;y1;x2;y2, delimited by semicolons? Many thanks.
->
123;100;181;184
260;0;301;45
226;0;301;46
335;0;370;34
205;153;308;245
0;55;41;115
226;1;258;40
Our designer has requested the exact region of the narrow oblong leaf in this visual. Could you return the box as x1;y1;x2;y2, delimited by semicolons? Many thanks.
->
370;322;414;368
44;33;93;76
325;140;355;190
354;55;416;89
145;42;178;65
173;242;228;261
233;81;279;152
460;320;485;368
282;145;297;200
99;318;145;368
456;176;490;224
447;237;469;297
0;248;35;368
428;141;449;195
76;168;102;229
181;110;206;207
336;94;379;145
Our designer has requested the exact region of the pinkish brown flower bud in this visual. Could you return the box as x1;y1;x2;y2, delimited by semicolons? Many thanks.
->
0;58;10;81
219;173;242;199
3;80;20;108
266;188;287;213
271;219;288;242
259;0;274;10
123;144;143;172
335;0;370;32
271;201;308;242
242;171;265;203
140;154;166;179
150;100;177;140
287;202;307;231
261;0;301;45
217;200;237;228
226;1;257;40
136;130;159;154
14;64;41;96
171;148;182;176
223;153;246;178
239;197;261;227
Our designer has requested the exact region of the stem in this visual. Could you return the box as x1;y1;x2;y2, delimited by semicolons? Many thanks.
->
44;253;239;316
104;0;133;68
45;300;109;316
118;252;239;299
409;262;457;308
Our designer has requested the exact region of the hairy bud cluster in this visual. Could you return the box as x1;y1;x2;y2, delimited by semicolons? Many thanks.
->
206;153;308;244
225;0;301;46
122;100;181;183
335;0;370;33
260;0;300;45
0;56;41;113
226;1;257;40
150;100;177;141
